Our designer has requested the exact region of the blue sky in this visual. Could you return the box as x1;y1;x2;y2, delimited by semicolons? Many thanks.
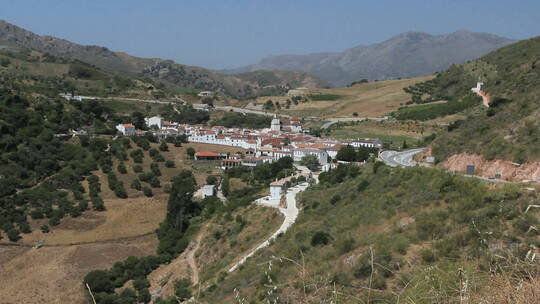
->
2;0;539;69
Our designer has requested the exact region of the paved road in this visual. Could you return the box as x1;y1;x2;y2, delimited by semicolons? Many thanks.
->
379;148;425;167
379;148;511;184
228;165;315;272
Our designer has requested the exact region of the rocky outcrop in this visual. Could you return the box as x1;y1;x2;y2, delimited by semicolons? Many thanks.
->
441;153;540;182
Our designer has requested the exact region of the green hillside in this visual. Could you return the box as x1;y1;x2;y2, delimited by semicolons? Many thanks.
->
0;46;162;98
198;163;539;303
424;37;540;163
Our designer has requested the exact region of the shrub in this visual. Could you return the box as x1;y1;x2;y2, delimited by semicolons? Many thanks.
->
311;231;332;246
40;224;50;233
133;165;143;173
335;237;356;254
165;160;175;168
131;179;142;191
420;248;437;263
143;186;153;197
117;162;127;174
159;142;169;152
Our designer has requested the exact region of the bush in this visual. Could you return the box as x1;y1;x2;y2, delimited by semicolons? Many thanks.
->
133;165;143;173
143;186;153;197
335;237;356;254
159;142;169;152
40;224;50;233
420;249;437;263
311;231;332;246
165;160;175;168
117;162;127;174
131;179;142;191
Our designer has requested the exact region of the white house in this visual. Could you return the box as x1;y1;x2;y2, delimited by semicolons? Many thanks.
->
471;82;484;93
293;148;328;166
201;185;216;199
145;116;163;129
116;123;136;136
269;180;284;202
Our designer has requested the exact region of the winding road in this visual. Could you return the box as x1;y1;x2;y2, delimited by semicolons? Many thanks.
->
228;165;315;272
379;148;425;167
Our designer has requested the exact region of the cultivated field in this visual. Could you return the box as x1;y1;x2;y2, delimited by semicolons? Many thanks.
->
252;76;433;118
0;141;245;304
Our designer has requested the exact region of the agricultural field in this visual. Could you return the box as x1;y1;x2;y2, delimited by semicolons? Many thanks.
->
249;76;433;119
0;141;244;304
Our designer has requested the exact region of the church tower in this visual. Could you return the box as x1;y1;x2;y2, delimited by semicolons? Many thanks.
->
270;114;281;131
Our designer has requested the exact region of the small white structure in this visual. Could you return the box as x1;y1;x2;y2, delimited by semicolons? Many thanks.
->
471;82;484;93
116;123;136;136
198;91;214;97
287;87;310;97
201;185;216;199
270;114;281;131
145;116;163;129
269;180;284;202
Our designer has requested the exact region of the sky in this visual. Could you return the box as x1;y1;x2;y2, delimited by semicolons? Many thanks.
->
2;0;540;69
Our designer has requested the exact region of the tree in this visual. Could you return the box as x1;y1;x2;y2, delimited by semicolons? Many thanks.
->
131;112;146;130
336;145;357;162
84;270;113;293
221;176;230;197
174;278;192;301
206;175;217;185
40;224;50;233
117;162;127;174
159;142;169;152
186;147;196;159
300;154;320;171
7;228;20;242
143;186;153;197
166;170;198;231
264;100;274;111
131;179;142;191
165;160;175;168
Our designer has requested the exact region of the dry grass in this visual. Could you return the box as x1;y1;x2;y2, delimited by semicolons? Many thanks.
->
0;235;157;304
282;76;433;118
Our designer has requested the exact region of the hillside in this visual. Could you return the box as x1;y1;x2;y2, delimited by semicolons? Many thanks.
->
424;36;540;164
249;76;432;118
0;20;327;98
228;30;514;87
194;163;539;303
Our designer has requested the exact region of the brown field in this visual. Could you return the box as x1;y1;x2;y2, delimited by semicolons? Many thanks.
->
252;76;433;118
0;141;245;304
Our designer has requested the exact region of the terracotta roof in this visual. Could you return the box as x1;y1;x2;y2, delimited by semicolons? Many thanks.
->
195;151;221;157
122;123;135;127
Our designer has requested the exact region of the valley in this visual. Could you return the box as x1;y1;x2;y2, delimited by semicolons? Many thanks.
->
0;12;539;304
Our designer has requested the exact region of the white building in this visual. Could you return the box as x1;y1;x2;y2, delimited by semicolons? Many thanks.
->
198;91;214;97
293;148;328;166
471;82;484;93
270;114;281;131
201;185;216;199
116;123;136;136
269;180;284;202
145;116;163;129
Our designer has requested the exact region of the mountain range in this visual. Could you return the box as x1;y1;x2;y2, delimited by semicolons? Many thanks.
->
0;20;327;98
227;30;515;86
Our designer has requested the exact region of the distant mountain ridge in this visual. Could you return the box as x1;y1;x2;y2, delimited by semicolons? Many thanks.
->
0;20;328;98
227;30;515;86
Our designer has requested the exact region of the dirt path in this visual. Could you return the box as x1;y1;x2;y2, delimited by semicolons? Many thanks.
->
187;224;206;285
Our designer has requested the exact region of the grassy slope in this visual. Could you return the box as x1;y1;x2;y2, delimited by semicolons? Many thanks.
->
279;76;433;118
429;36;540;163
198;164;539;303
